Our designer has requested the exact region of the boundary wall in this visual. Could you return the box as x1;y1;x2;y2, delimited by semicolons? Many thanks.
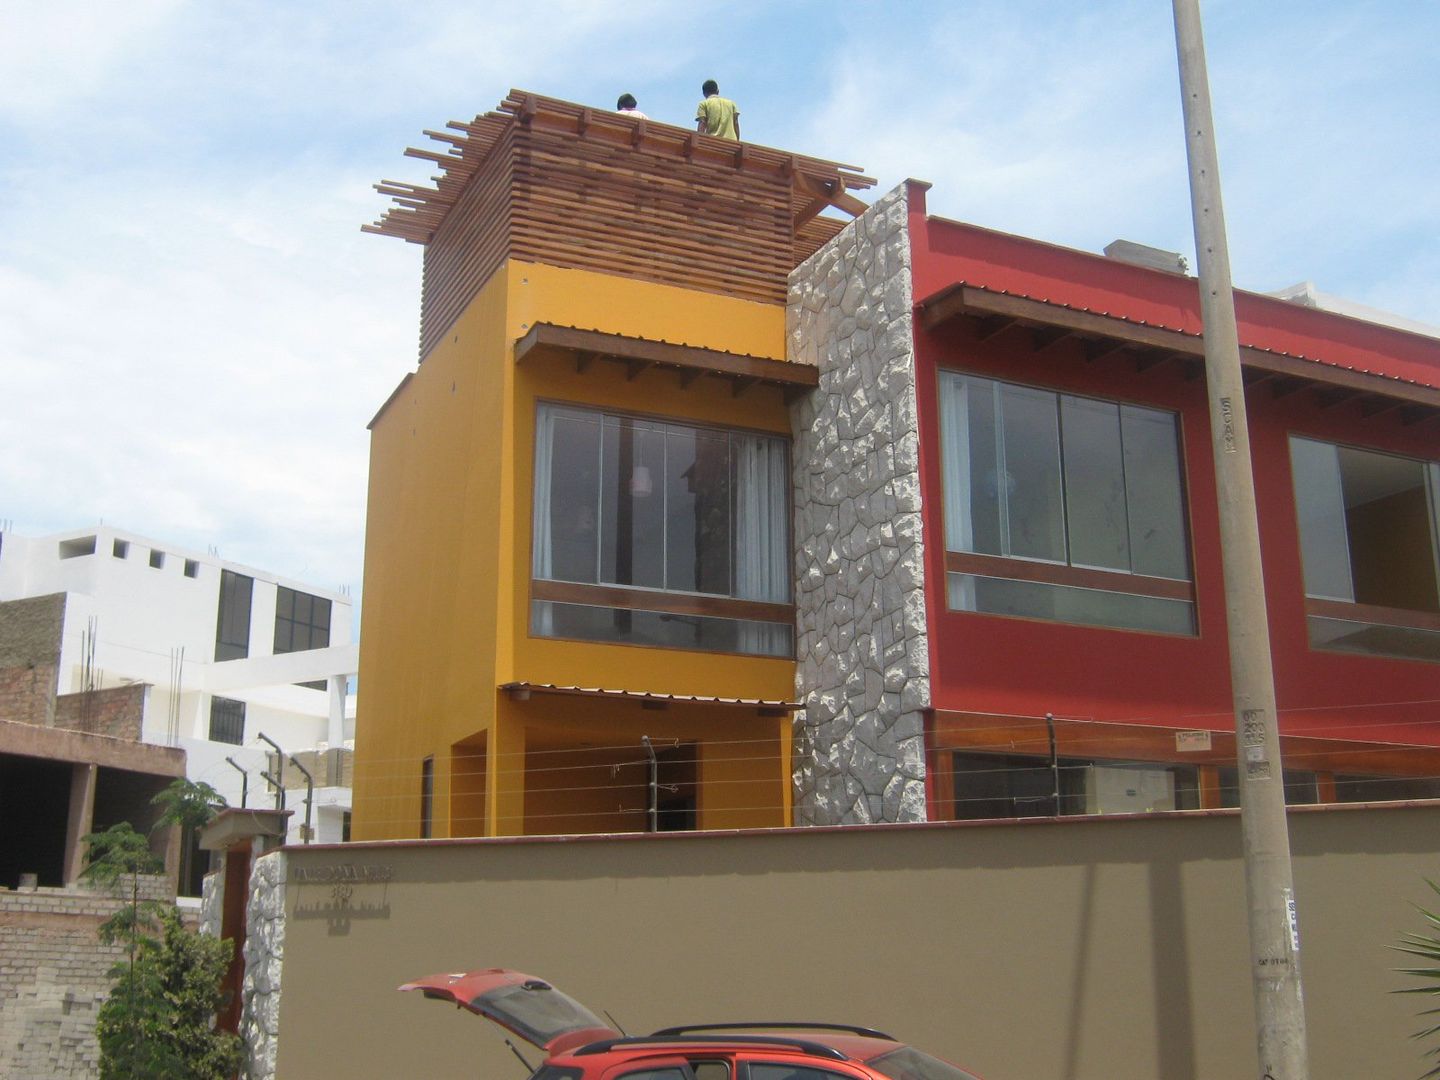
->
247;802;1440;1080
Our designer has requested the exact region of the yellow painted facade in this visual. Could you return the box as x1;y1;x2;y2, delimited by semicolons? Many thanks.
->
353;260;799;840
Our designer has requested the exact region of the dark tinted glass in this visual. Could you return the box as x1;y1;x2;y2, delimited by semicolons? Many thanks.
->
215;571;253;661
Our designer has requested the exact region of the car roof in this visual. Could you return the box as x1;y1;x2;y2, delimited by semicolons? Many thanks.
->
554;1032;903;1065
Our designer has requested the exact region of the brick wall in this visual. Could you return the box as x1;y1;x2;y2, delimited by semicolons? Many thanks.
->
0;877;173;1080
54;684;146;741
0;594;65;727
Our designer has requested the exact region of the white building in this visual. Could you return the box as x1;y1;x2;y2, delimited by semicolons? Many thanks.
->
0;524;358;858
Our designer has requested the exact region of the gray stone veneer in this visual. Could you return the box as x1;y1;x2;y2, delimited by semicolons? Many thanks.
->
240;851;287;1080
788;184;929;825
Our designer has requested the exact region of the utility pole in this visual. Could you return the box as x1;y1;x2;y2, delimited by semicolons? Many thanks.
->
1171;2;1309;1077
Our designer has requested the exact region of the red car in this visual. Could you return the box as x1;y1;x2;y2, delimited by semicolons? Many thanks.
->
400;968;987;1080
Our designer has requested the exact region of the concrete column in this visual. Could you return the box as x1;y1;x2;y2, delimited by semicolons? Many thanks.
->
62;763;97;884
326;675;347;747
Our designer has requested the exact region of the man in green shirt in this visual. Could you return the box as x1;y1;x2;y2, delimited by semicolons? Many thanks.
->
695;80;740;141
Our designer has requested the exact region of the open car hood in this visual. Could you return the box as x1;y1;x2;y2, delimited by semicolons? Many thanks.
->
399;968;620;1054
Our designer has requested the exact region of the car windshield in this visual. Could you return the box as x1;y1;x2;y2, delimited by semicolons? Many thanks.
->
476;981;609;1047
866;1046;984;1080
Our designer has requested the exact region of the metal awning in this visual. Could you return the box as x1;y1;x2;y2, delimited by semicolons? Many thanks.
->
499;682;801;715
918;282;1440;419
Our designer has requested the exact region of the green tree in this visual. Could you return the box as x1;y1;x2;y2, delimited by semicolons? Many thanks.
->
94;905;243;1080
151;777;226;892
83;806;242;1080
1394;880;1440;1079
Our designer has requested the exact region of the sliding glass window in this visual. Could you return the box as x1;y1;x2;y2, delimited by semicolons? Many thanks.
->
938;371;1194;634
532;404;792;657
1289;436;1440;662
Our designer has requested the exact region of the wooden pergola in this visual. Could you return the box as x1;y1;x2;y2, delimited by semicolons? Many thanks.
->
365;91;876;358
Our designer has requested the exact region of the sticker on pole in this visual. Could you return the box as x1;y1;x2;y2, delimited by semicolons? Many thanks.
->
1284;888;1300;953
1241;708;1267;746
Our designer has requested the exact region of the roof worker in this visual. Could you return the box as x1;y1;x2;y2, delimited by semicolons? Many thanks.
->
694;79;740;141
616;93;647;119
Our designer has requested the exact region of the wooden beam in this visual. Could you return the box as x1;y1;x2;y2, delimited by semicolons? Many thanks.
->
732;375;759;397
1030;327;1073;354
575;351;597;375
626;359;648;381
514;323;818;389
1359;396;1406;420
916;284;1440;411
1315;387;1357;410
1083;340;1130;364
975;316;1015;342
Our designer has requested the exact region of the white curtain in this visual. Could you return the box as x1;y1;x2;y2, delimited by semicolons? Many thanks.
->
733;433;789;654
938;372;976;609
532;406;556;633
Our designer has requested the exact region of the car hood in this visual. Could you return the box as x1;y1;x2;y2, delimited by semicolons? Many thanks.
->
399;968;620;1054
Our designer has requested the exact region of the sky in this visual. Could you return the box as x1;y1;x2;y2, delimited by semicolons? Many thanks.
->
2;0;1436;629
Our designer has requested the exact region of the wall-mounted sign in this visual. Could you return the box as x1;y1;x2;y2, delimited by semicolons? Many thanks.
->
1175;729;1212;752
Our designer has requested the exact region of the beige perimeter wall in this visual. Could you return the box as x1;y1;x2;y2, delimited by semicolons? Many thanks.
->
270;803;1440;1080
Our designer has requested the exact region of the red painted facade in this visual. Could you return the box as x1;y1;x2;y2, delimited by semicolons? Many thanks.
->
906;183;1440;766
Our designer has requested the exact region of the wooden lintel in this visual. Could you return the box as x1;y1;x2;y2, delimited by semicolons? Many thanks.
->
514;323;818;389
732;375;760;398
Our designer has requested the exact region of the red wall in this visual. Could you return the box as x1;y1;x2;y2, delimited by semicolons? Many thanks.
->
907;184;1440;747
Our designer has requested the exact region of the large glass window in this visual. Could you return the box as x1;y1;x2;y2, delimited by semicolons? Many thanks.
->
532;404;792;657
274;586;332;653
214;571;253;661
1289;437;1440;662
938;372;1193;634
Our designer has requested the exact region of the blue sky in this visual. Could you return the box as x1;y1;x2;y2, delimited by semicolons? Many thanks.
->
2;0;1436;621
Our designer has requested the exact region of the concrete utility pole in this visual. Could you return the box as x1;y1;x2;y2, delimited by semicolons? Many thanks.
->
1170;2;1310;1077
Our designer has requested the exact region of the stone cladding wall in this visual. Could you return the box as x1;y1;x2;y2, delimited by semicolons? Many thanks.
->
787;184;930;825
0;877;169;1079
241;851;287;1080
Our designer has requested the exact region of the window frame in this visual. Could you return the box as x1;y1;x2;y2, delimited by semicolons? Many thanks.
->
529;400;795;655
935;369;1197;632
1287;433;1440;660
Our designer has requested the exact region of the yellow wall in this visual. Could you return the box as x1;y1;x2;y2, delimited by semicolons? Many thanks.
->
354;259;799;840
